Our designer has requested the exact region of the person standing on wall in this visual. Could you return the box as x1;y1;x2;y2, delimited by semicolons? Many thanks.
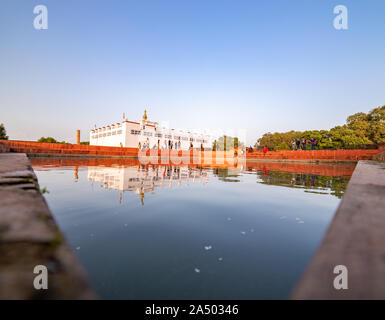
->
263;146;268;156
291;140;296;151
302;138;307;150
310;138;316;150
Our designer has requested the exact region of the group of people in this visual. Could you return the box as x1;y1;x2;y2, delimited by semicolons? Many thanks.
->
162;140;182;150
251;141;269;154
252;138;317;152
291;138;317;150
139;138;194;151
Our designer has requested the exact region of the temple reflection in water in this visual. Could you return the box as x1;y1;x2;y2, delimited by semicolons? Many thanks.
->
87;165;214;205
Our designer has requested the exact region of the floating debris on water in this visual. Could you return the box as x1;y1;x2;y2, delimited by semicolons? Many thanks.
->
240;231;246;235
76;246;81;250
194;268;200;273
204;245;212;251
218;257;223;261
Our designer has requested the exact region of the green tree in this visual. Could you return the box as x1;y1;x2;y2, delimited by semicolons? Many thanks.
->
0;123;8;140
275;142;290;150
215;135;244;151
346;112;370;137
38;137;58;143
367;105;385;144
330;126;371;148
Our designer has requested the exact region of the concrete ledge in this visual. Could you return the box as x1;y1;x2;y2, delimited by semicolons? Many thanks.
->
292;160;385;299
373;151;385;161
0;153;97;299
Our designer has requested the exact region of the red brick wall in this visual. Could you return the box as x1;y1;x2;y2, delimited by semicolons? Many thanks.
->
0;140;381;160
0;143;10;153
246;149;379;161
0;140;138;156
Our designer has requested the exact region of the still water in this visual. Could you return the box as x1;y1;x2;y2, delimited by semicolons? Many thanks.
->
31;158;355;299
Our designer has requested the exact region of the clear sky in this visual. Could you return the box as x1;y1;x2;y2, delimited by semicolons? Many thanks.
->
1;0;384;144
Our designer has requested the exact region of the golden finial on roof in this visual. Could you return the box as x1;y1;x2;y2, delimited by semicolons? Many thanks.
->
142;109;147;121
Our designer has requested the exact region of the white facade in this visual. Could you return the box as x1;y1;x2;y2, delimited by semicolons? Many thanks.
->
90;111;212;150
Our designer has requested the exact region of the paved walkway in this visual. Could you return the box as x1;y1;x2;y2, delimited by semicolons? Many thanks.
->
292;160;385;299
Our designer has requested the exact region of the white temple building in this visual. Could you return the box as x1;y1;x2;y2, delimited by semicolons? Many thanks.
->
90;110;212;150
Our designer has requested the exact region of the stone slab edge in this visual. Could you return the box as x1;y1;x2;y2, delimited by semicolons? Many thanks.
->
0;153;97;299
291;160;385;299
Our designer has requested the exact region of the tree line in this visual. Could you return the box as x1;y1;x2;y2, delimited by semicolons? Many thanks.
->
256;105;385;150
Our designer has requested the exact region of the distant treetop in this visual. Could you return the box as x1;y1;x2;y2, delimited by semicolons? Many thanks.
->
38;137;68;144
0;123;8;140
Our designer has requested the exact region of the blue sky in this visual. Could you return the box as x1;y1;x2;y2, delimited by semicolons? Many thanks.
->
1;0;384;144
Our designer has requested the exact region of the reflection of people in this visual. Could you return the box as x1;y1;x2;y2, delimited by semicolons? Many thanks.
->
74;166;78;182
311;175;316;186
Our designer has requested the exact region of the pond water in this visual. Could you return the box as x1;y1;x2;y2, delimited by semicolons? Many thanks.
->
31;158;355;299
